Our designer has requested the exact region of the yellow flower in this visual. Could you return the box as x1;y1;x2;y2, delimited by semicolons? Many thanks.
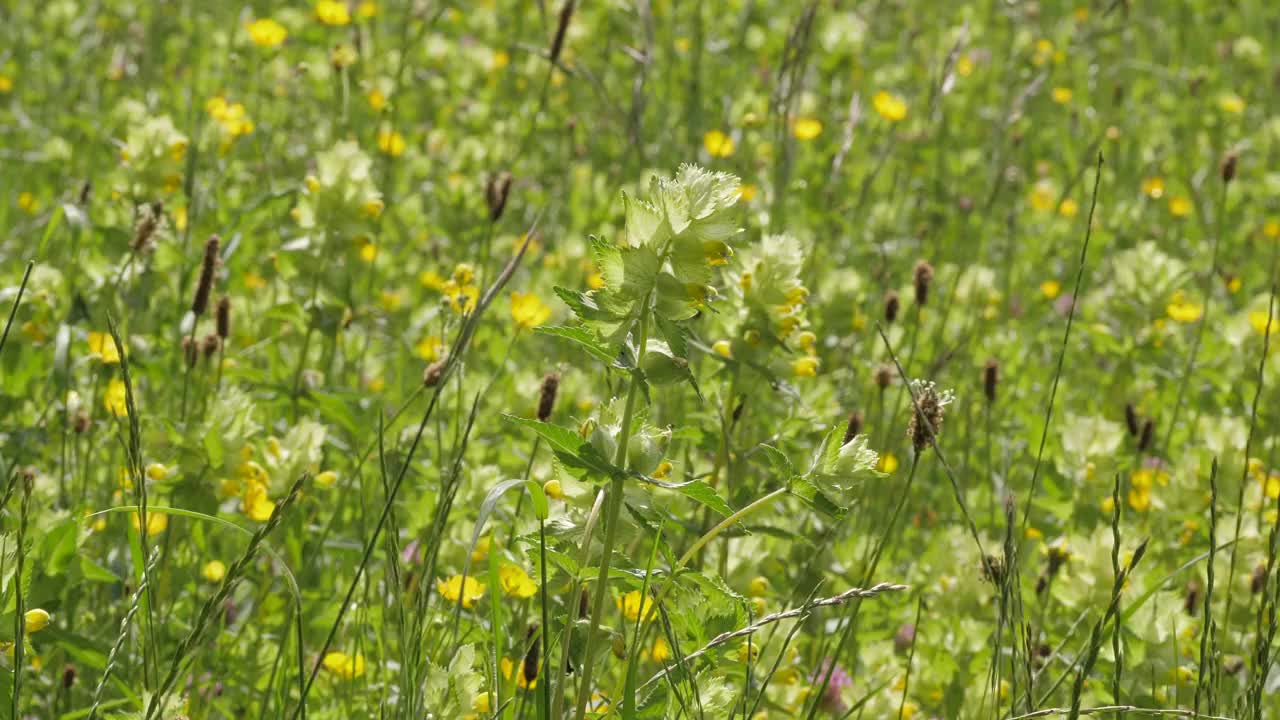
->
322;651;366;679
1051;87;1073;104
543;478;563;500
0;75;12;93
872;91;908;121
377;128;406;157
1166;292;1203;323
242;481;275;522
498;563;537;598
712;339;732;358
131;511;168;537
245;18;288;48
202;560;227;583
652;461;673;480
146;463;168;482
617;590;655;622
330;44;359;68
316;470;338;487
703;130;735;158
1168;196;1192;217
1141;176;1165;199
736;640;760;663
491;50;511;70
957;54;974;77
1264;220;1280;239
414;335;444;361
88;331;121;364
1058;198;1078;218
316;0;351;26
1218;92;1245;114
792;117;823;140
17;192;37;213
1040;280;1061;299
367;88;387;110
24;609;50;634
645;637;671;663
419;270;446;290
104;378;129;417
357;1;378;18
587;270;605;289
511;291;552;329
500;657;537;689
796;330;816;354
472;692;493;713
791;356;819;377
878;453;899;474
1029;180;1055;212
437;575;485;609
1249;310;1275;336
359;240;378;263
748;576;769;597
738;184;757;202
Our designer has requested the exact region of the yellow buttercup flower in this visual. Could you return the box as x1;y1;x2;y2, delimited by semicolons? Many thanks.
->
500;656;537;689
315;470;338;487
437;575;485;609
498;563;537;599
242;482;275;522
1166;292;1203;323
367;88;387;110
17;192;37;213
1168;196;1192;217
872;91;908;122
377;128;406;157
315;0;351;26
791;356;819;377
738;184;757;202
1249;310;1275;336
1040;280;1061;299
703;130;735;158
322;651;366;679
131;511;168;537
1141;176;1165;199
245;18;288;48
511;291;552;329
88;331;121;363
202;560;227;583
617;590;655;622
645;636;671;663
1218;92;1245;114
1051;87;1073;104
1058;198;1078;218
416;335;444;362
878;453;899;474
1029;180;1055;212
104;378;129;417
792;117;822;140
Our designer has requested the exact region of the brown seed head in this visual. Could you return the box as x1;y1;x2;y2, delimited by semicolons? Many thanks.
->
874;364;894;390
1137;418;1154;453
192;235;220;316
486;171;513;222
842;410;864;445
1124;403;1140;438
883;290;900;324
912;260;934;306
216;296;231;339
983;359;999;403
1221;151;1238;184
537;373;560;421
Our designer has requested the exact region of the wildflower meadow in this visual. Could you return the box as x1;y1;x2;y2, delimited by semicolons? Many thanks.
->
4;0;1280;718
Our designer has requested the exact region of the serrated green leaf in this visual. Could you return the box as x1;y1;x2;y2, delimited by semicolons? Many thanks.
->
535;325;618;365
503;415;620;478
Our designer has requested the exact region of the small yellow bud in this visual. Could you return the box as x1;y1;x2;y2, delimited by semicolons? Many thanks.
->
748;576;769;597
543;478;564;500
315;470;338;488
202;560;227;584
24;609;50;634
145;463;168;482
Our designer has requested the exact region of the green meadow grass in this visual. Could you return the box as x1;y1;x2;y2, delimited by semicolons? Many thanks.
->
2;0;1280;718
